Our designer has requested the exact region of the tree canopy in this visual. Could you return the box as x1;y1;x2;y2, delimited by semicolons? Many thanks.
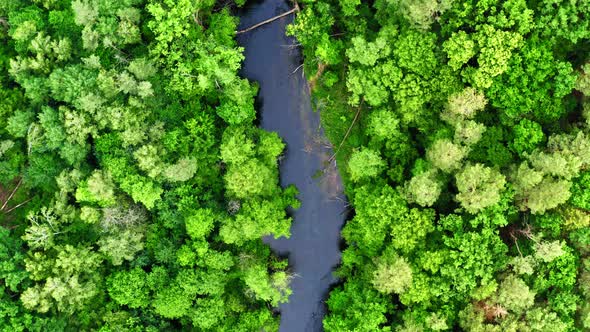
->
0;0;296;330
289;0;590;329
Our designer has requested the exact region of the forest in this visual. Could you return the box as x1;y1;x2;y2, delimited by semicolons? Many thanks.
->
0;0;299;330
289;0;590;330
1;0;590;331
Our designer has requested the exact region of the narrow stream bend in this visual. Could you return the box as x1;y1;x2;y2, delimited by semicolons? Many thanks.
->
237;1;348;331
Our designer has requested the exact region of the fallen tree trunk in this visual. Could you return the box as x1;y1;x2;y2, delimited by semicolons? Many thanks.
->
329;99;364;163
236;1;299;35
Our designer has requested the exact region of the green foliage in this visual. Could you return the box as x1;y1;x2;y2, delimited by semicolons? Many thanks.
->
2;0;590;329
323;279;392;332
286;3;341;66
443;31;476;71
372;253;413;294
427;139;467;173
397;0;453;31
75;171;116;207
570;171;590;210
21;245;102;314
242;263;292;306
107;267;149;309
455;164;506;213
185;208;216;239
0;0;294;329
290;0;590;329
224;159;275;198
488;38;576;124
98;226;145;265
221;126;286;200
510;119;544;156
495;275;536;313
464;25;523;90
220;196;293;245
404;169;442;207
346;35;390;67
342;184;408;257
347;148;386;182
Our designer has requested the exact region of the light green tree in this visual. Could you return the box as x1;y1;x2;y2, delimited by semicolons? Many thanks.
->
72;0;98;26
98;226;145;266
220;127;256;165
398;0;453;30
242;263;292;306
427;139;466;173
404;169;442;207
465;25;523;89
534;240;565;263
346;36;390;67
224;159;275;199
348;148;386;182
443;87;487;122
455;164;506;213
518;178;571;214
454;120;486;146
372;254;413;294
366;109;400;141
186;208;216;239
21;245;102;313
495;275;535;313
163;157;197;182
75;170;116;207
443;31;476;71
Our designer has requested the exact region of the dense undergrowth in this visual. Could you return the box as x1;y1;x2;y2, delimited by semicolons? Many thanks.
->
289;0;590;330
0;0;299;330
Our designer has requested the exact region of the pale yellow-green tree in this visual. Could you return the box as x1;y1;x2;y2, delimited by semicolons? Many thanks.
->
455;163;506;213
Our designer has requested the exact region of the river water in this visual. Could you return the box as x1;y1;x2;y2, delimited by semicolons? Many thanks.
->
236;1;348;331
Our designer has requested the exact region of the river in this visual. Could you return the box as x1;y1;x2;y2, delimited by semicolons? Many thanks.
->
236;1;348;331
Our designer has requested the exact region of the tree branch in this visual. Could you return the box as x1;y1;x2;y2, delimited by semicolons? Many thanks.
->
329;99;363;163
5;198;33;214
1;178;22;211
236;1;299;35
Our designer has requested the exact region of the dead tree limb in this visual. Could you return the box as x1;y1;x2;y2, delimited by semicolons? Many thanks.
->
1;178;22;211
5;198;32;214
511;233;523;257
329;100;363;163
291;63;304;75
192;10;202;26
236;2;300;35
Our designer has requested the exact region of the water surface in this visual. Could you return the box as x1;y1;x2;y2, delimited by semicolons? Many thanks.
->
237;1;348;331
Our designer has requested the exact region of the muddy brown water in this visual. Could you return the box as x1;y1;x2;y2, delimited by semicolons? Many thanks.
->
236;1;349;331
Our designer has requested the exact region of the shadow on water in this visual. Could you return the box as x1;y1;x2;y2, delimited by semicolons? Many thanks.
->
236;0;349;331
